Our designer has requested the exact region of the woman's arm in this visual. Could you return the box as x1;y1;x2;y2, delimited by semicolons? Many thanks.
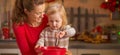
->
13;24;31;55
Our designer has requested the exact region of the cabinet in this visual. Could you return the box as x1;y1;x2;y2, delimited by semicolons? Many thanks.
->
0;40;21;55
78;49;120;55
69;49;120;55
69;49;78;55
1;41;120;55
69;41;120;55
0;49;21;55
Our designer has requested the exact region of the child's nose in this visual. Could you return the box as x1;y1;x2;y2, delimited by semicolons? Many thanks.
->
53;22;57;26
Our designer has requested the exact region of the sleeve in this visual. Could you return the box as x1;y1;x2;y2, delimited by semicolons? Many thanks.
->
12;24;31;54
64;25;76;37
36;30;45;46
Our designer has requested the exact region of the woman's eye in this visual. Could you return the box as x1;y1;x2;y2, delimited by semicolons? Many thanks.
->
50;20;53;23
36;12;41;15
35;12;44;15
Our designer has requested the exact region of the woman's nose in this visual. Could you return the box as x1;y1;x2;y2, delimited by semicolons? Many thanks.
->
39;14;43;18
39;12;44;18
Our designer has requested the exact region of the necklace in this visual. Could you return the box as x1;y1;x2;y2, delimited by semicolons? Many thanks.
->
27;22;41;27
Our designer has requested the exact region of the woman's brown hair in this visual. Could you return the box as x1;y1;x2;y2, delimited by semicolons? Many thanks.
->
12;0;45;24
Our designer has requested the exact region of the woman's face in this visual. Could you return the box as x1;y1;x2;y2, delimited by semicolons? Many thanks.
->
25;4;45;23
48;13;62;30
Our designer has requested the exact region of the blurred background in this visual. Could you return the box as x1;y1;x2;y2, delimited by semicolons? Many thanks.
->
0;0;120;55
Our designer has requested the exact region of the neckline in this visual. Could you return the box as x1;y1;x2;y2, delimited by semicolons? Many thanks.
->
25;23;41;28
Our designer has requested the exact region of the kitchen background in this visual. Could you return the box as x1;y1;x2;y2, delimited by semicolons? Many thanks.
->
0;0;120;55
1;0;120;41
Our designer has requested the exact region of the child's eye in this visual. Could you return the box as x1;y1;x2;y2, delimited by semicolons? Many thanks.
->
56;20;59;22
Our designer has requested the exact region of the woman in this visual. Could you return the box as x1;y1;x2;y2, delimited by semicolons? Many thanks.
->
12;0;48;55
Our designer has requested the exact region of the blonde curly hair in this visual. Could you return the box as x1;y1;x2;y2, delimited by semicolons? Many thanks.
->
46;1;68;29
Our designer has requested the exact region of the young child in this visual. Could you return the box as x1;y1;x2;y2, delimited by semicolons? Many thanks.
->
35;1;75;55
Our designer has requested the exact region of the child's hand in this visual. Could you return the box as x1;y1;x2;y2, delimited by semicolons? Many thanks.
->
59;31;66;38
35;45;43;53
35;44;40;49
56;31;66;38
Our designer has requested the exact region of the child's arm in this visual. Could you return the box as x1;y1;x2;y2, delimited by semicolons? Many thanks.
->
35;31;45;48
35;31;46;54
64;25;76;37
56;25;76;38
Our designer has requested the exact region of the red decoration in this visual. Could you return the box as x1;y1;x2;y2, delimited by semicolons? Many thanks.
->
2;27;10;39
100;0;120;12
45;0;55;3
92;26;103;33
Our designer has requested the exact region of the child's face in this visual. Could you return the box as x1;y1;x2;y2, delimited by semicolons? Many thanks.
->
48;13;62;30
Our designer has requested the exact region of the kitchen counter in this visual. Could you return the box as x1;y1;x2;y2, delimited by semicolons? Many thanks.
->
69;41;120;49
0;39;17;49
0;40;120;49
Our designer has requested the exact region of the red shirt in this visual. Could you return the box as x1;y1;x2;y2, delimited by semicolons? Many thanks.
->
13;15;48;55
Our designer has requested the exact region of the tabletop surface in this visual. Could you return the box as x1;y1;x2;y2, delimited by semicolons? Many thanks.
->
0;40;120;49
